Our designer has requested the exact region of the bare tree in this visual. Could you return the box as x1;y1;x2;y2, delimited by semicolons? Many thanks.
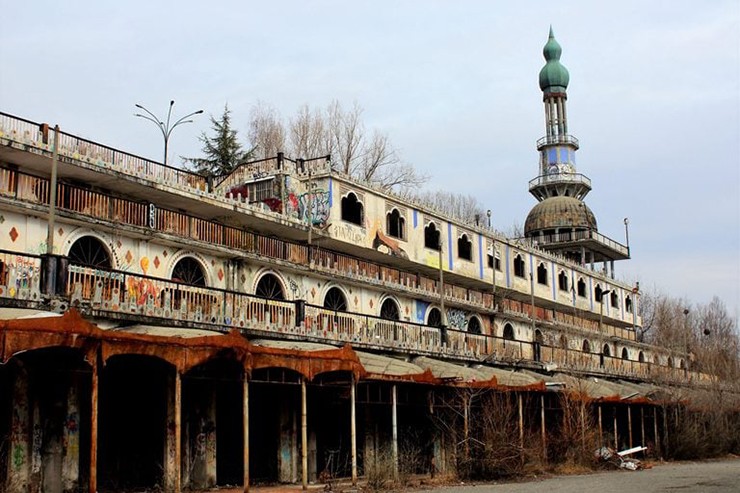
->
405;190;488;226
248;100;427;192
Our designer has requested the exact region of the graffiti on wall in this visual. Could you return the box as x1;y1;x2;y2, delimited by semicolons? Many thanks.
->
415;300;430;324
446;308;467;330
297;190;330;227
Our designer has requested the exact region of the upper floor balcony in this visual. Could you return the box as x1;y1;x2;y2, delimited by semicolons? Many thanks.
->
536;134;580;150
0;248;697;384
528;172;592;192
529;229;630;260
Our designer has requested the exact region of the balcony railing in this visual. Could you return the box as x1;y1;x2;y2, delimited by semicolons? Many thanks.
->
0;111;208;193
0;250;696;383
528;172;592;190
529;229;630;258
536;134;580;149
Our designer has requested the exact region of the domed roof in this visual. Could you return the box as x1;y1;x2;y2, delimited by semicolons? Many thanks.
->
525;196;597;236
538;27;570;94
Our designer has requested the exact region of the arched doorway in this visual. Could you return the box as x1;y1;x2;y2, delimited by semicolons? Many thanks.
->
68;236;111;268
255;273;285;300
380;298;400;321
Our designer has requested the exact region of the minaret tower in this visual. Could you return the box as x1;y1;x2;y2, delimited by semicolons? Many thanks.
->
525;28;630;274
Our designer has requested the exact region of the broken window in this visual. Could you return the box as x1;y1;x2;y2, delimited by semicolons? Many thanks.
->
256;273;285;300
424;222;441;250
558;270;569;291
68;236;112;268
503;323;515;340
537;262;548;285
380;298;400;321
467;316;482;334
172;257;207;286
577;278;586;297
386;208;405;240
513;254;525;278
610;291;619;309
323;287;347;312
457;234;472;261
341;192;364;226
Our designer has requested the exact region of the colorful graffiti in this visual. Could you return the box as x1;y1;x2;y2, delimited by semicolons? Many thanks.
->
446;308;467;330
125;276;159;306
298;190;330;226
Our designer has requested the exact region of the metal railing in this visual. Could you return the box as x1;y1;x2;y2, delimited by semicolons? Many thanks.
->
536;134;579;149
529;229;630;257
528;172;592;189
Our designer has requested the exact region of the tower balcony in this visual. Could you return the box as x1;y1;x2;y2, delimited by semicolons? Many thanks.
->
528;172;591;191
537;134;579;150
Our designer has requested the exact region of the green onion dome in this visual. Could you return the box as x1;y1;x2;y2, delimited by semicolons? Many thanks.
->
539;27;570;94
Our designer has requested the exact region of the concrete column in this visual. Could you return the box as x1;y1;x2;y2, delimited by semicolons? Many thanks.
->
243;378;249;493
640;407;646;449
540;394;547;461
62;375;81;492
301;379;308;490
90;358;99;493
164;371;182;493
191;387;217;489
628;405;633;449
30;399;42;491
517;393;524;451
391;384;398;479
7;363;30;493
278;396;297;483
653;407;661;458
597;404;603;446
350;375;357;486
613;407;618;451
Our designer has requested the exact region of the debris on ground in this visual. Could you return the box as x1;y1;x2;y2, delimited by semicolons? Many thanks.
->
594;445;647;471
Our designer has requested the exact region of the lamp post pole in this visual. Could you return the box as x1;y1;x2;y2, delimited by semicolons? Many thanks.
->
599;289;611;332
135;100;203;165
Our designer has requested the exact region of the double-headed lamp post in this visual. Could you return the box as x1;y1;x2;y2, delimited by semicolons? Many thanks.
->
134;100;203;165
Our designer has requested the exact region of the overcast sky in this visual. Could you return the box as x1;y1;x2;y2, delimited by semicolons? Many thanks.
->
1;1;738;317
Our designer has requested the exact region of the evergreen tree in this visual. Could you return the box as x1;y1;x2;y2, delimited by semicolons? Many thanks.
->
185;104;254;177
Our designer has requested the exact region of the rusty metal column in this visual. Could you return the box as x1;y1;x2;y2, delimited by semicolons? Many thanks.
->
350;374;357;486
597;404;603;445
243;376;249;493
540;394;547;461
613;407;618;451
653;408;660;457
518;393;524;450
628;405;633;449
391;384;399;479
640;407;645;449
89;356;99;493
175;372;182;493
301;378;308;491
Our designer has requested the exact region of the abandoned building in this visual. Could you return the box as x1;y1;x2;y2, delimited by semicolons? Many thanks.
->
0;30;711;493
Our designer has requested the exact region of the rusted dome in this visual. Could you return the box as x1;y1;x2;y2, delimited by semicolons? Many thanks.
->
524;196;597;236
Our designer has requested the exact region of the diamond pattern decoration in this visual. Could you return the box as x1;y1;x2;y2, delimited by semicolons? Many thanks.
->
162;249;168;258
58;227;63;236
9;227;18;242
240;274;246;284
369;299;374;309
153;256;160;269
310;287;316;299
116;240;122;248
0;215;4;224
125;250;133;264
354;296;359;306
217;268;224;281
211;259;216;266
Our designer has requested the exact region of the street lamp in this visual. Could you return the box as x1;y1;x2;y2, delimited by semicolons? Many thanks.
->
134;100;203;165
623;217;630;248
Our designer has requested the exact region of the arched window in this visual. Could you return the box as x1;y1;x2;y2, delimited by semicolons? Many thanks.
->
638;351;645;363
424;222;441;250
467;316;482;334
256;273;285;300
341;193;363;226
537;263;548;285
503;323;515;341
577;278;586;297
595;285;604;303
558;271;569;291
533;329;544;362
602;344;611;357
427;307;442;327
679;359;685;370
457;234;472;261
513;254;525;278
172;257;206;286
68;236;111;268
559;334;568;349
386;209;406;240
610;291;619;309
582;339;591;353
625;296;633;313
323;287;347;312
621;347;629;360
667;356;674;368
380;298;400;321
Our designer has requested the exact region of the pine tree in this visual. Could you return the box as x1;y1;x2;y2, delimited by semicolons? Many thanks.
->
185;104;254;178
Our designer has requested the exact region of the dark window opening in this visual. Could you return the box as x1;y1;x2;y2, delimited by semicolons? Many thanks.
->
638;351;645;363
602;344;611;357
427;308;442;327
323;287;347;312
503;324;515;340
595;285;604;303
582;339;591;353
172;257;206;286
457;234;472;261
577;278;586;297
625;296;633;313
513;255;525;278
424;223;441;250
256;274;285;300
533;329;544;362
341;193;363;226
68;236;112;268
621;347;629;360
559;334;568;349
667;357;674;368
610;291;619;309
467;317;482;334
487;254;501;271
558;271;569;291
386;209;405;240
380;298;400;321
537;263;548;285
